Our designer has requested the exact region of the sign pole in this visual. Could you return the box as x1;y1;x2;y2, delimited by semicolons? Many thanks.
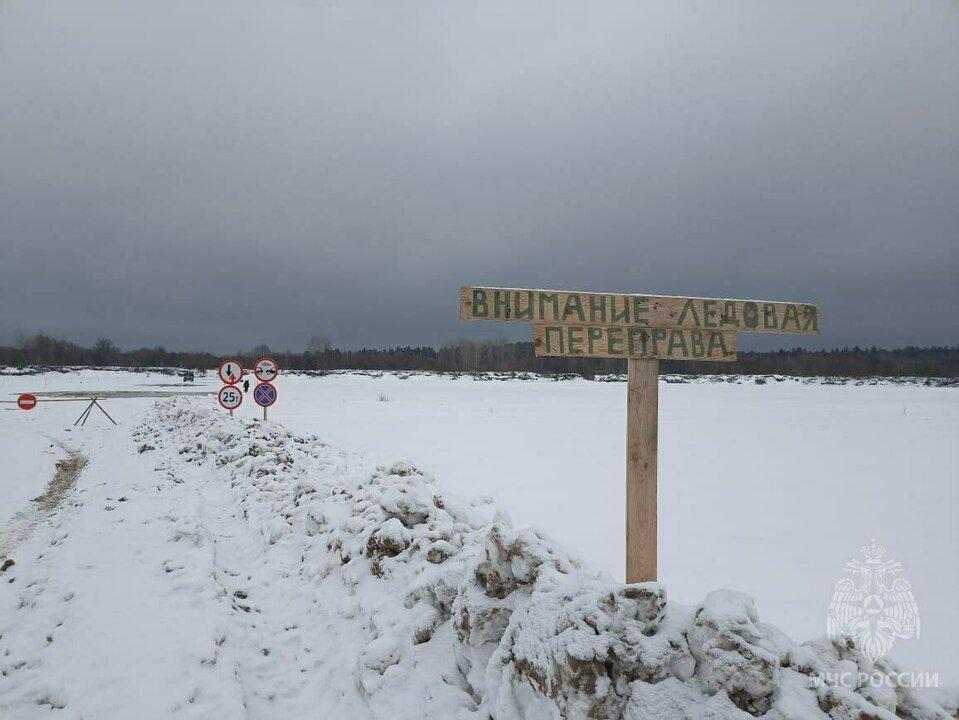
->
626;358;658;583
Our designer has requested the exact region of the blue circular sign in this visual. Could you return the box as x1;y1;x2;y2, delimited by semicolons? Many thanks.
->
253;382;277;407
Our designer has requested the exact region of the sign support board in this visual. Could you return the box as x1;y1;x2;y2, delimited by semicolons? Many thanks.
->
461;287;819;333
534;325;737;360
461;286;820;584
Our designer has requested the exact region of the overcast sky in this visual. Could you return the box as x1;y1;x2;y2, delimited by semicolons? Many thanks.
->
1;0;957;352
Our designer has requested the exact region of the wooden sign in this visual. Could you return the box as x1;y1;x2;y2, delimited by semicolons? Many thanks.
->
534;325;736;361
459;284;820;586
460;287;819;334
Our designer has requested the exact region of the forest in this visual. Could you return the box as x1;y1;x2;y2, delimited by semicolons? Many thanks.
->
1;334;957;378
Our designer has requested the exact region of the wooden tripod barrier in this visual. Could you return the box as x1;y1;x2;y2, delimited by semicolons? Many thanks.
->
626;358;658;583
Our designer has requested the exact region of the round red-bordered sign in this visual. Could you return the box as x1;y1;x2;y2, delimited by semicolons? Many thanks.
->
253;382;277;407
17;393;38;411
218;385;243;410
253;357;279;383
217;359;243;386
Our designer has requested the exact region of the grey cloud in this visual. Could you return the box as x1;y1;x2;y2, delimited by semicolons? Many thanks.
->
1;0;957;352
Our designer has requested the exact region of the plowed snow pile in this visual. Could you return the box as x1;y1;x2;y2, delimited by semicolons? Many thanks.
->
2;397;955;719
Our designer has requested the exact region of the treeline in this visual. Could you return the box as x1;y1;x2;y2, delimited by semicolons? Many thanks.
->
2;334;958;378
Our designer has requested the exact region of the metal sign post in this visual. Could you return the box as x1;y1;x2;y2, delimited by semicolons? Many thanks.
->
460;286;821;583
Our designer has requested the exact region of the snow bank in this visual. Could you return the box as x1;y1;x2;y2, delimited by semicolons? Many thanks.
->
140;399;955;719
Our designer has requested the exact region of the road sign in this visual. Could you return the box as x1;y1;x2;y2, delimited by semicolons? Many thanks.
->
17;393;38;411
254;357;279;383
461;284;822;585
253;382;277;407
534;325;736;360
218;385;243;411
218;359;243;386
460;287;820;334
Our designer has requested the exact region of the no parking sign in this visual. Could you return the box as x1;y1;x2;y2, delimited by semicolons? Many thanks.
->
254;382;277;420
253;382;277;407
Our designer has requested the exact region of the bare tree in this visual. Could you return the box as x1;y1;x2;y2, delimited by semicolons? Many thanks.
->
307;334;332;353
93;338;118;365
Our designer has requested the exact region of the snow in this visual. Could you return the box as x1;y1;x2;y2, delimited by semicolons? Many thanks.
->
262;371;959;684
0;369;956;718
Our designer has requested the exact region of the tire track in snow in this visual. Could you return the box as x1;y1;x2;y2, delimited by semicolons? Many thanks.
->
0;440;87;558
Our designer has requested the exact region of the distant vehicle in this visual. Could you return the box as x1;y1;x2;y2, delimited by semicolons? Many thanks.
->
181;370;195;383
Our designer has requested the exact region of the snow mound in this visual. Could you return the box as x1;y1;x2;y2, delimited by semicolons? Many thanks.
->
141;399;956;719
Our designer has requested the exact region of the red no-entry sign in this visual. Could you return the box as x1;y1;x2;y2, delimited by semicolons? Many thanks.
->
17;393;38;411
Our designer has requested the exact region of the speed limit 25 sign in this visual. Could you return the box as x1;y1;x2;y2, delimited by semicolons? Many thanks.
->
218;385;243;411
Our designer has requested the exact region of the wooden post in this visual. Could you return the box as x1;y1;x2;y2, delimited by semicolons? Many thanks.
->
626;358;658;583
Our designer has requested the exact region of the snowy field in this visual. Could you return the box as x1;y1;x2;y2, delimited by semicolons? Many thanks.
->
222;370;956;681
0;369;956;718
